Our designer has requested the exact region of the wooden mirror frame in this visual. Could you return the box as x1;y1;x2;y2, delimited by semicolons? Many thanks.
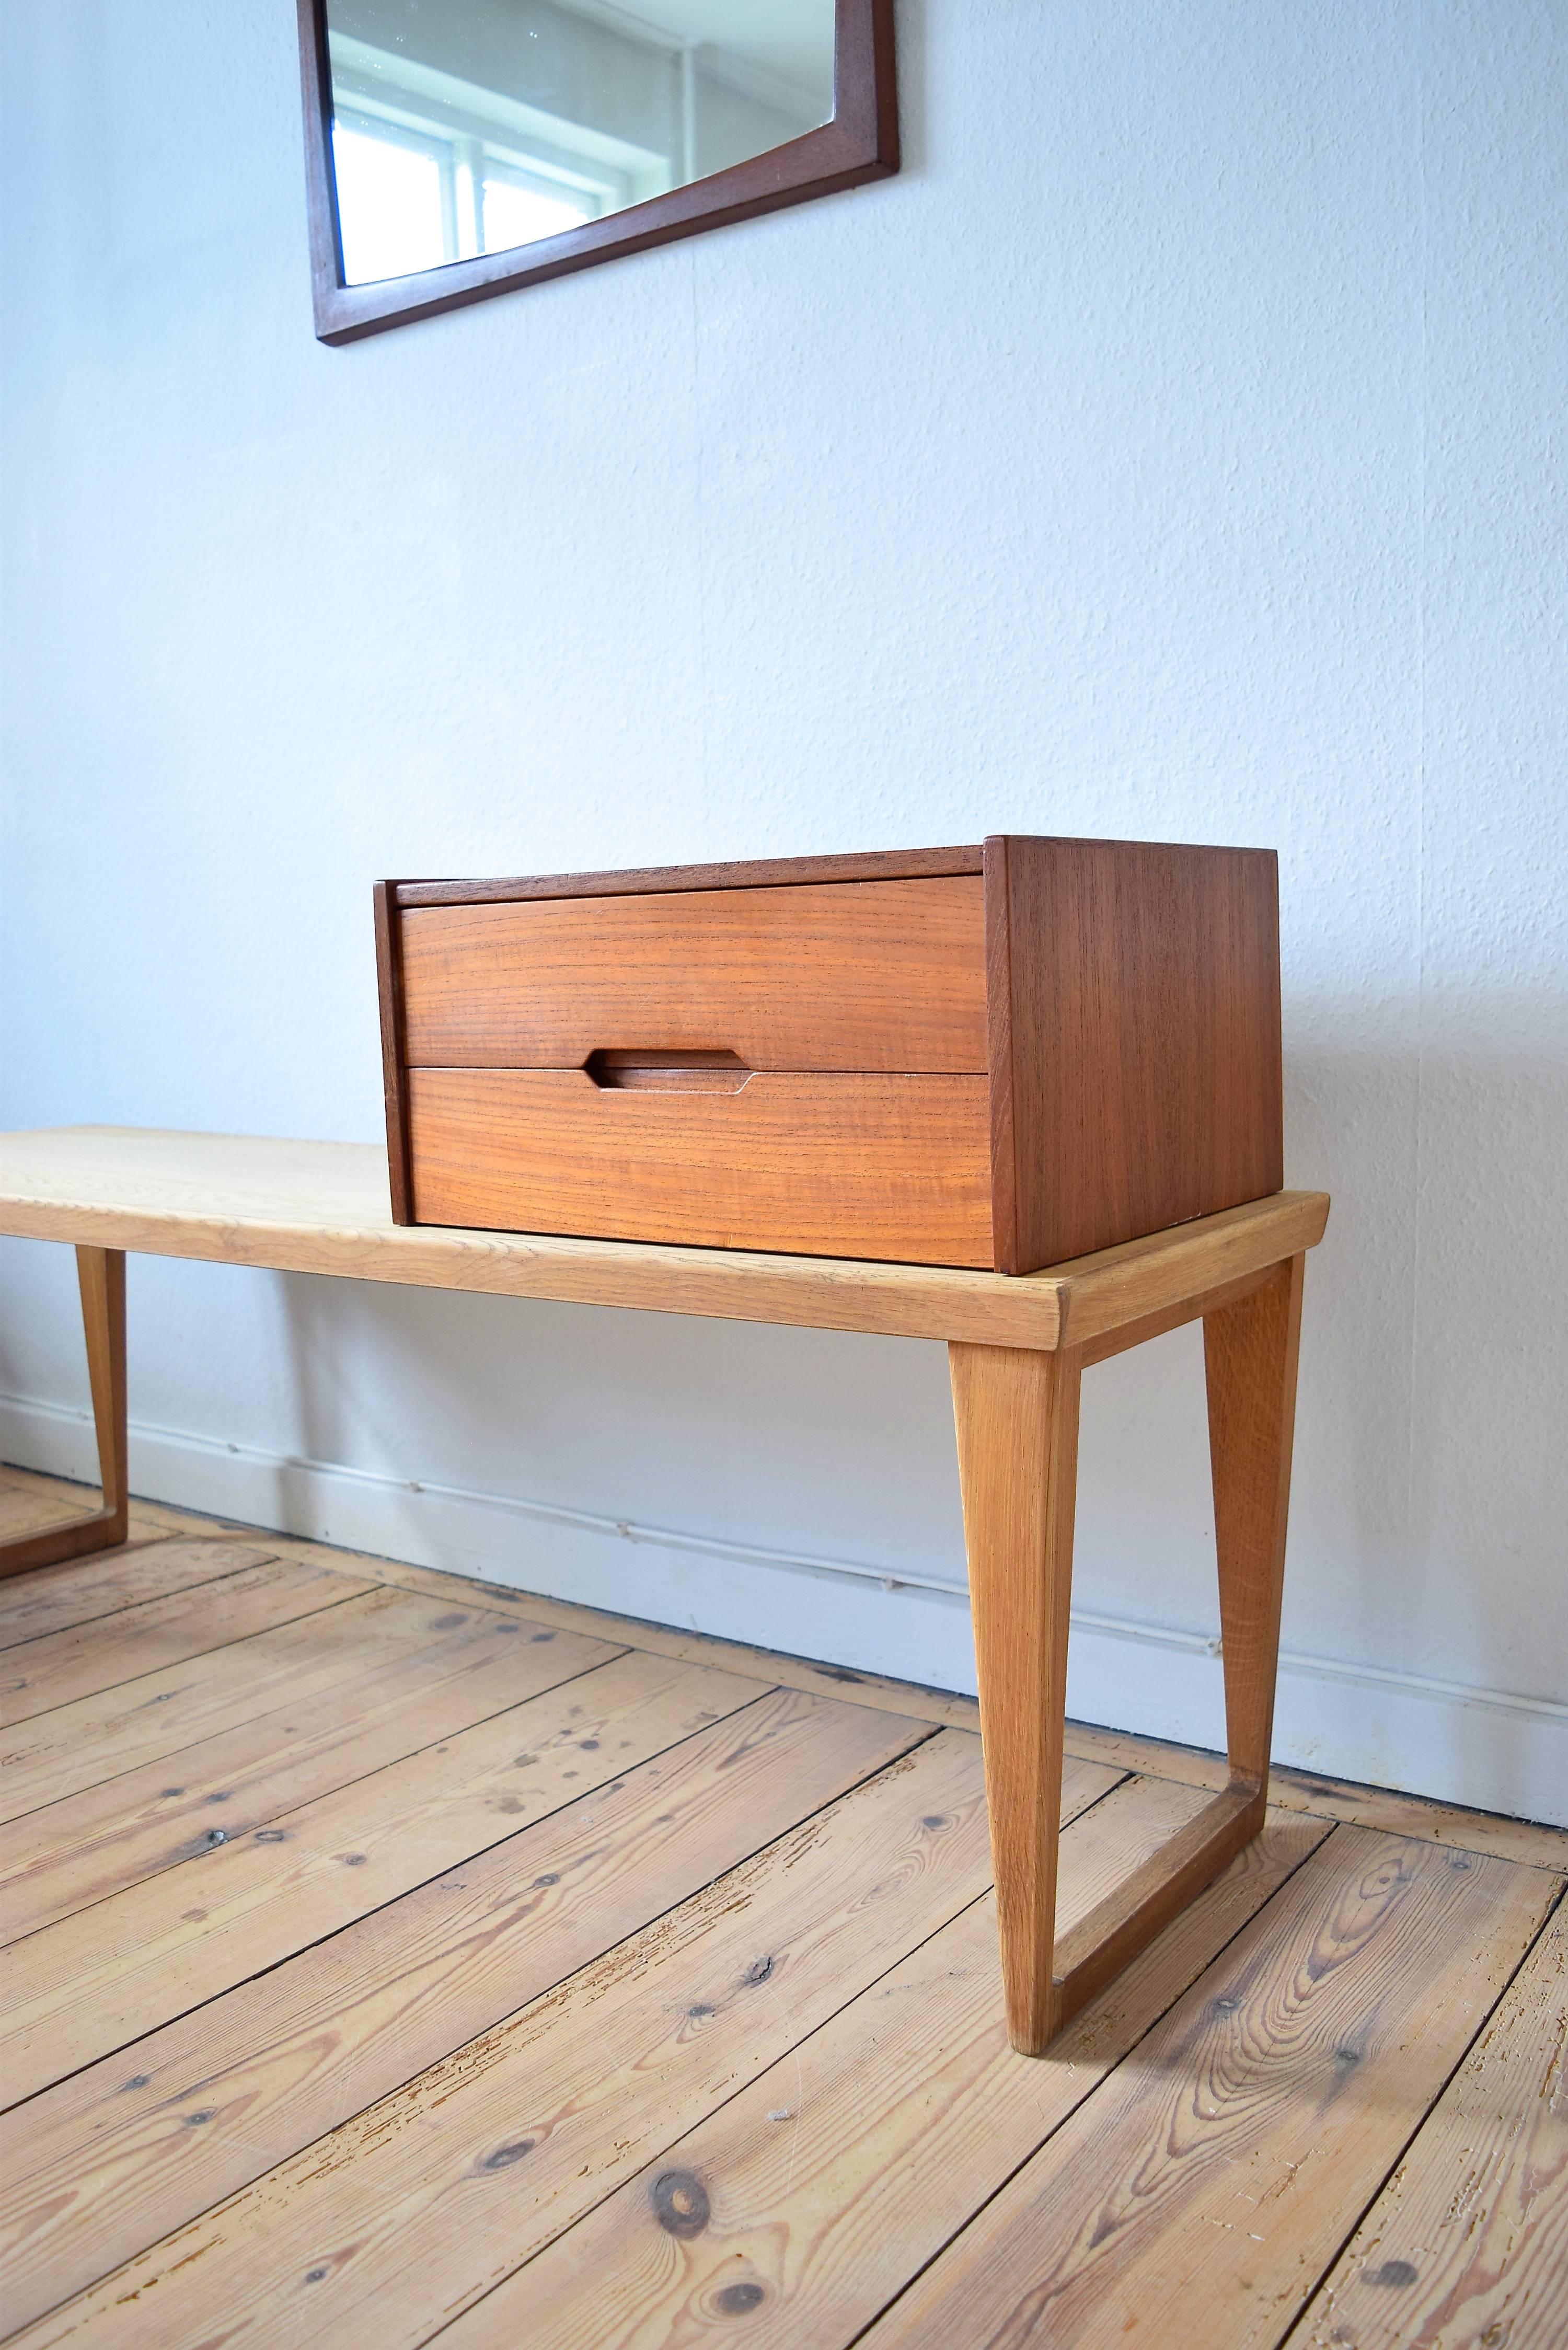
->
297;0;897;344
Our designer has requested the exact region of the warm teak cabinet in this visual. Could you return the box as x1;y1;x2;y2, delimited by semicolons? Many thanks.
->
374;838;1284;1272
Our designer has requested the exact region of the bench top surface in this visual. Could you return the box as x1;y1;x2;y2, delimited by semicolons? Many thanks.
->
0;1127;1328;1350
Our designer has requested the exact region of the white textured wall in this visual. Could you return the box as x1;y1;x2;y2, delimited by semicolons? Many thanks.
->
2;2;1563;1819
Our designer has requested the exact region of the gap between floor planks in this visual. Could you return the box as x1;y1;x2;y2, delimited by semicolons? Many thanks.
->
7;1464;1561;1874
6;1750;1184;2347
0;1572;1125;2340
2;1471;1565;2347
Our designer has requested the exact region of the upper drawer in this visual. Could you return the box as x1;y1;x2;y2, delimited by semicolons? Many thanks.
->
397;877;987;1073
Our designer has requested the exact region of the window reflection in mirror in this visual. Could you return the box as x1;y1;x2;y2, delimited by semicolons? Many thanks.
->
324;1;837;287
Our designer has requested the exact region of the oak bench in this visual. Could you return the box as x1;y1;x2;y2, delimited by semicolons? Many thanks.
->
0;1125;1328;2053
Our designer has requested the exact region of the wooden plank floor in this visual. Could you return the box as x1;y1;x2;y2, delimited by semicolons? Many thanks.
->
1;1467;1563;2349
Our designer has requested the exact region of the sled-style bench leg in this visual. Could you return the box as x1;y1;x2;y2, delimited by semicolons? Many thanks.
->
951;1251;1306;2054
1;1247;128;1580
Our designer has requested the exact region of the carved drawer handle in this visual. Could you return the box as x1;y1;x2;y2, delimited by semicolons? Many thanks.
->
583;1050;751;1095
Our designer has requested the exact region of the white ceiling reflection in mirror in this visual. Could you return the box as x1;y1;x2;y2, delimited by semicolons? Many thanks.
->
325;0;837;285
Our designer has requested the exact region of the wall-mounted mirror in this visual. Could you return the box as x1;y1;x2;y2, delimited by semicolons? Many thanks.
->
297;0;896;342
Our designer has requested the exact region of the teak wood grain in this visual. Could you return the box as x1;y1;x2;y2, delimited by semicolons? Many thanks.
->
407;1068;994;1263
373;878;413;1224
381;835;1285;1274
986;835;1283;1270
390;846;984;907
397;878;987;1073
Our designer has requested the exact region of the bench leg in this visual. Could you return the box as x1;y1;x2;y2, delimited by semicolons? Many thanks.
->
949;1340;1082;2055
0;1246;128;1580
950;1250;1307;2056
1207;1251;1306;1803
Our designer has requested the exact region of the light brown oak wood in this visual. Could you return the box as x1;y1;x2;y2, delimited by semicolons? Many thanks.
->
949;1250;1308;2054
0;1595;609;1942
1047;1707;1568;1873
0;1248;126;1579
1051;1189;1327;1351
398;879;988;1073
1207;1252;1306;1790
949;1340;1083;2053
441;1803;1331;2350
0;1130;1327;2072
1297;1896;1568;2350
0;1127;1326;1349
77;1246;127;1530
7;1730;1096;2350
1047;1780;1264;2019
0;1643;723;2107
0;1686;940;2335
1076;1266;1274;1366
859;1829;1559;2349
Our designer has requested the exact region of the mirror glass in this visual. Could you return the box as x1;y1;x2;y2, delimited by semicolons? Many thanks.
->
322;1;837;286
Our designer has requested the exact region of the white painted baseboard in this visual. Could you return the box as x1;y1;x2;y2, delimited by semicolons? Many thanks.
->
4;1390;1563;1828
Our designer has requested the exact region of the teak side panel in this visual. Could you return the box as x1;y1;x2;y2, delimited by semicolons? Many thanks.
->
987;835;1284;1272
398;878;988;1074
407;1069;993;1265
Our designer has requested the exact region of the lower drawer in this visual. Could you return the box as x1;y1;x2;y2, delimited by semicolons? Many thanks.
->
406;1069;993;1265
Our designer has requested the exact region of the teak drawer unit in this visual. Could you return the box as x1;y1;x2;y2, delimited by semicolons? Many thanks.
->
374;837;1283;1272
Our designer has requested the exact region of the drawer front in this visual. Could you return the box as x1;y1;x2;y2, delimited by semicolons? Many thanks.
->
398;878;986;1074
406;1069;993;1265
